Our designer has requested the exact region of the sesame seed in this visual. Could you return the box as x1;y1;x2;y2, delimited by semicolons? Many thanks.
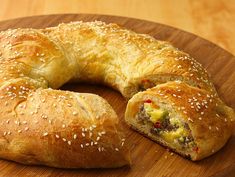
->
188;118;194;122
73;134;77;139
25;127;29;131
81;144;84;148
216;127;219;131
62;124;66;128
89;132;93;137
198;117;202;120
68;141;71;145
96;136;100;141
55;134;60;139
115;148;119;151
82;132;85;137
62;138;67;142
72;111;78;116
121;141;125;146
43;132;48;136
209;126;212;130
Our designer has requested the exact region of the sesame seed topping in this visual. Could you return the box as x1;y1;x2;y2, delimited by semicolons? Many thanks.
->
82;132;85;137
41;114;48;119
72;111;78;116
115;148;119;151
73;134;77;139
55;134;60;139
25;127;29;131
62;138;67;142
43;132;48;136
81;144;84;148
89;132;93;137
68;141;71;145
188;118;194;122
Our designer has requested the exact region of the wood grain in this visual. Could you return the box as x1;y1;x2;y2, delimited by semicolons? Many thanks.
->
0;14;234;177
0;0;235;56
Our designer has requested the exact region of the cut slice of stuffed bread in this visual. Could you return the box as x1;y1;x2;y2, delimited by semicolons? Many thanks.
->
125;81;235;160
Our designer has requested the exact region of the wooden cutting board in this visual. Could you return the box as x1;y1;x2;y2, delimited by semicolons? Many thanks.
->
0;14;234;177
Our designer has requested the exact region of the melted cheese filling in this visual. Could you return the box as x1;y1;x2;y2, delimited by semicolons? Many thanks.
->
144;102;195;149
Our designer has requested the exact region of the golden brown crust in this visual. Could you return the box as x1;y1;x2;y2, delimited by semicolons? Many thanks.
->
125;81;235;160
0;79;130;168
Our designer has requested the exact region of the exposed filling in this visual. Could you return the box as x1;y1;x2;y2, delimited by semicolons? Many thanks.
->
137;99;197;151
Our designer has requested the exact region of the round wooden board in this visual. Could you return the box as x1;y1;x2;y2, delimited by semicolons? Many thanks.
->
0;14;234;177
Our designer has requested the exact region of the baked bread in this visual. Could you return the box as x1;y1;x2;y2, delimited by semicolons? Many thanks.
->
0;22;134;168
0;20;234;166
0;80;130;168
125;81;235;160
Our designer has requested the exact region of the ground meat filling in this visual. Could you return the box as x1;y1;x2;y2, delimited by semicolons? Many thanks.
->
137;104;195;148
137;105;149;122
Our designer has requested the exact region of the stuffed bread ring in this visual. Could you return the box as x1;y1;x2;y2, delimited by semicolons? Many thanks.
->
125;81;234;160
0;21;234;167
